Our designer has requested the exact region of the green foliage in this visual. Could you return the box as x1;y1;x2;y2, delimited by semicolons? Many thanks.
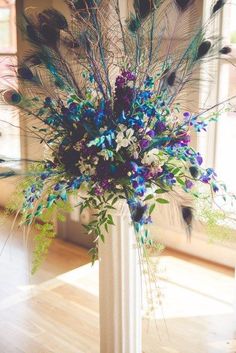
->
80;192;120;260
31;199;74;274
32;222;56;274
195;196;236;243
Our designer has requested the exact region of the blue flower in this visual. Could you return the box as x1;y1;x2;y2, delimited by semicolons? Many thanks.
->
44;97;52;107
162;172;176;186
41;172;50;180
212;182;219;192
69;102;78;114
144;76;154;88
137;90;153;101
84;108;96;118
200;168;217;183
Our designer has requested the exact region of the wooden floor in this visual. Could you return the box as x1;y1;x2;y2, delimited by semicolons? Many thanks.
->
0;215;235;353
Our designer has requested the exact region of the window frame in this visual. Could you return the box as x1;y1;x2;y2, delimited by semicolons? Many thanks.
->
198;1;236;170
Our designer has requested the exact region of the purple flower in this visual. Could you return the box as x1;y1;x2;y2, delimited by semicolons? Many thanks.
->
185;179;194;189
200;168;217;184
100;179;111;190
61;106;70;116
200;174;210;183
139;139;149;149
115;75;126;88
183;111;191;120
155;121;166;133
163;172;176;186
147;130;155;138
179;134;191;146
94;185;104;196
196;153;203;166
122;70;136;81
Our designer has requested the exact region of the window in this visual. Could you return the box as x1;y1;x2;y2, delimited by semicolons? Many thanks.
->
214;1;236;194
199;0;236;194
0;0;21;160
0;0;16;53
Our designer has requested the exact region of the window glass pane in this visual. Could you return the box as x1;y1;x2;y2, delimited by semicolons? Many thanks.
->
0;0;20;160
214;1;236;195
0;56;21;160
0;8;11;50
0;0;16;53
230;0;236;44
215;64;236;193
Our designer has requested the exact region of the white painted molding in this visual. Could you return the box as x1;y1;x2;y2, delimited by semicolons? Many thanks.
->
99;201;142;353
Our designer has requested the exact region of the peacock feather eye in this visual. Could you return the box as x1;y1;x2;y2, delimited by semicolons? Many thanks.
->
175;0;195;11
167;72;176;87
133;0;155;19
127;15;141;33
18;66;34;80
40;9;68;30
3;90;22;105
196;40;212;60
219;46;231;55
26;24;40;44
39;22;59;45
212;0;225;15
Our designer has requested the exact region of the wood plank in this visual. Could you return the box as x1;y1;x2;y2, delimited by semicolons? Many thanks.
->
0;214;235;353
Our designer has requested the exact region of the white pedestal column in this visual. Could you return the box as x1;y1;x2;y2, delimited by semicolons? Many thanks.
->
99;201;142;353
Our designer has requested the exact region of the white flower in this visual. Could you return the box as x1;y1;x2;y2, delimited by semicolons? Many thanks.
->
74;141;82;152
117;124;127;132
79;158;96;175
142;148;160;165
99;127;108;133
116;127;136;151
128;142;139;159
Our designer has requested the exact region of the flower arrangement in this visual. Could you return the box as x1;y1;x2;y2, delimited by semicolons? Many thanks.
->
0;0;235;271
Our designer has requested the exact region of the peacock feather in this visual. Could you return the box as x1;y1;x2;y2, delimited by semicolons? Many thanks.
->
0;0;235;270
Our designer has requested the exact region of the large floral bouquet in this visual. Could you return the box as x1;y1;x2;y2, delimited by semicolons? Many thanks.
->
0;0;234;270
